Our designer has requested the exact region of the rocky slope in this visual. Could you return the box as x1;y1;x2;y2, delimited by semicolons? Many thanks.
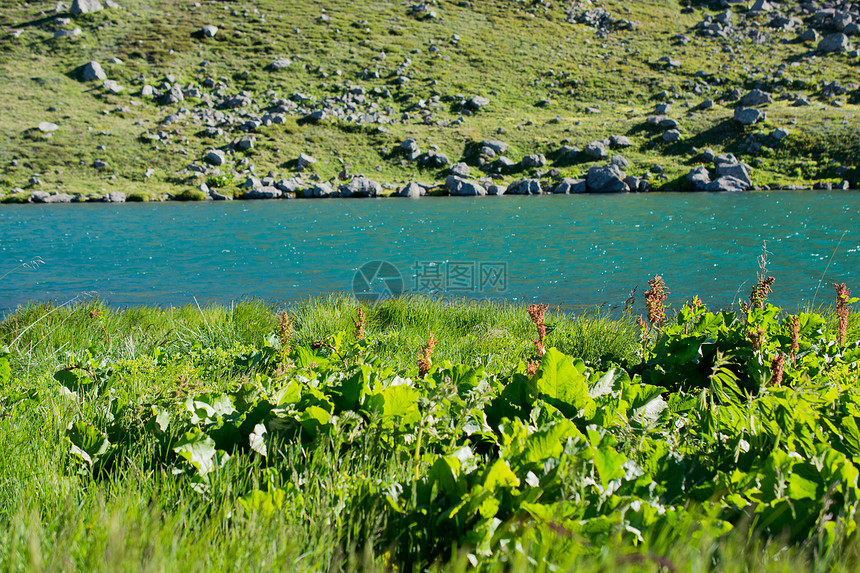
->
0;0;858;202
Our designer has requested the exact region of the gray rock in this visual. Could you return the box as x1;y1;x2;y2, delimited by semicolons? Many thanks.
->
733;107;766;125
506;178;542;195
241;176;261;189
102;79;123;94
611;155;629;169
487;184;507;196
715;162;752;187
704;176;748;192
551;178;587;194
481;139;508;154
242;186;282;199
771;127;790;141
274;178;302;194
845;23;860;36
79;61;106;81
749;0;773;12
699;99;714;110
70;0;103;16
44;192;74;203
686;166;711;190
38;122;59;132
417;150;450;168
834;11;853;33
160;86;184;105
209;188;233;201
339;176;381;198
205;149;226;166
662;129;682;143
237;136;254;150
304;110;327;122
655;103;671;114
609;135;632;148
450;162;471;177
140;85;154;97
54;28;82;38
397;182;424;198
104;191;126;203
586;165;628;193
520;154;546;168
800;29;819;42
297;153;316;170
713;153;738;167
701;148;716;163
445;175;486;196
201;25;218;38
740;89;772;107
465;96;490;111
400;138;420;160
269;58;292;70
660;118;680;129
818;33;850;53
93;159;108;169
583;140;608;159
29;190;50;203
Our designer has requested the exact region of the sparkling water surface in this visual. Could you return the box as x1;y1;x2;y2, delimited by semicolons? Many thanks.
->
1;191;858;315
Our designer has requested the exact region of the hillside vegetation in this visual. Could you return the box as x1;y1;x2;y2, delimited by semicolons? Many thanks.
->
0;0;858;201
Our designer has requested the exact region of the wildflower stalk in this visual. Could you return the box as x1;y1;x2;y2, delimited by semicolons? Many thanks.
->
644;275;669;328
353;307;366;340
527;303;549;356
834;283;852;345
277;312;294;359
417;333;438;379
771;351;785;386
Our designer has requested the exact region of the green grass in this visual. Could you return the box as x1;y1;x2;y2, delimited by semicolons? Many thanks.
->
0;0;857;200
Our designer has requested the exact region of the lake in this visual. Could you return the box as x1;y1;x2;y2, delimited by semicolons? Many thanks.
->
1;191;858;316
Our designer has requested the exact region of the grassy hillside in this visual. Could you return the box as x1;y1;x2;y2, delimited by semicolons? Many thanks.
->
0;0;858;200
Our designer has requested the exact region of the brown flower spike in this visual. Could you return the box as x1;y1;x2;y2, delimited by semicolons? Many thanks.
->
353;307;366;340
834;283;852;345
277;312;294;354
527;303;549;356
644;275;669;328
418;333;438;378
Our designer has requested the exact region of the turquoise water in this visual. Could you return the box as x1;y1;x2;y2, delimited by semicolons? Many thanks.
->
1;191;858;315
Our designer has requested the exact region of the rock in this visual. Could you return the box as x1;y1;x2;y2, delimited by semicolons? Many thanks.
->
29;190;50;203
54;28;82;38
699;99;714;110
445;175;486;196
583;140;608;159
686;166;711;190
662;129;682;143
209;188;233;200
771;127;790;141
297;153;316;170
308;182;334;198
38;122;59;132
818;33;850;53
704;176;748;192
241;176;261;189
103;190;126;203
102;79;123;94
655;103;671;114
269;58;292;70
611;155;629;169
397;182;424;198
733;107;766;125
586;165;628;193
465;96;490;111
482;139;508;154
749;0;773;12
450;162;471;177
205;149;226;166
160;86;184;105
417;150;450;168
740;89;773;107
399;138;420;160
79;61;106;81
201;25;218;38
520;154;546;168
506;178;542;195
609;135;632;148
715;162;752;187
303;110;327;122
339;176;382;198
70;0;103;16
242;186;282;199
660;118;680;129
237;136;254;150
93;159;108;169
551;178;587;194
713;153;738;167
44;192;73;203
487;184;507;196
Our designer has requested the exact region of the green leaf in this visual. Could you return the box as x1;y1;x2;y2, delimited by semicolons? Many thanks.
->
0;351;10;385
482;458;520;492
534;348;595;420
366;384;420;427
66;422;111;467
788;464;822;501
249;423;267;457
174;430;217;476
592;447;627;488
298;405;332;438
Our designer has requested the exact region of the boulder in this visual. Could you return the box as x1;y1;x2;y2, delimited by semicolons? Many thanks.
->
201;25;218;38
771;127;790;141
506;178;542;195
397;182;424;198
818;33;850;53
29;190;50;203
339;176;382;198
686;166;711;191
417;150;450;168
308;182;334;198
160;86;184;105
586;165;628;193
237;136;254;150
740;89;772;107
662;129;681;143
79;61;106;81
583;140;608;159
242;186;282;199
205;149;226;166
399;138;420;160
609;135;632;148
551;178;587;194
38;122;59;132
445;176;486;196
465;96;490;111
297;153;316;170
487;184;507;196
800;29;819;42
70;0;103;15
733;107;766;125
44;193;74;203
450;162;471;177
103;191;126;203
704;176;748;192
481;139;508;154
715;162;752;187
269;58;292;70
520;154;546;168
611;155;629;169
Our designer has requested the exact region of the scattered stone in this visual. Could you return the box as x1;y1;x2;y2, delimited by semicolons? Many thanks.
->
611;155;629;169
29;190;50;203
445;176;486;196
450;162;471;177
506;178;542;195
818;33;850;53
551;178;587;194
201;25;218;38
686;166;711;191
740;89;773;107
397;182;424;198
704;176;748;192
70;0;103;16
38;122;59;132
800;29;819;42
481;139;509;154
583;140;608;159
660;118;680;129
399;139;420;160
243;186;282;199
269;58;292;70
417;149;450;168
465;96;490;111
296;153;316;170
103;190;126;203
54;28;82;38
715;162;752;187
655;103;671;114
662;129;681;143
79;61;106;81
520;154;546;168
93;159;108;169
586;165;628;193
339;176;382;198
733;107;766;125
487;184;507;196
160;86;184;105
609;135;632;147
103;79;123;94
205;149;226;166
237;136;254;150
699;99;714;110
